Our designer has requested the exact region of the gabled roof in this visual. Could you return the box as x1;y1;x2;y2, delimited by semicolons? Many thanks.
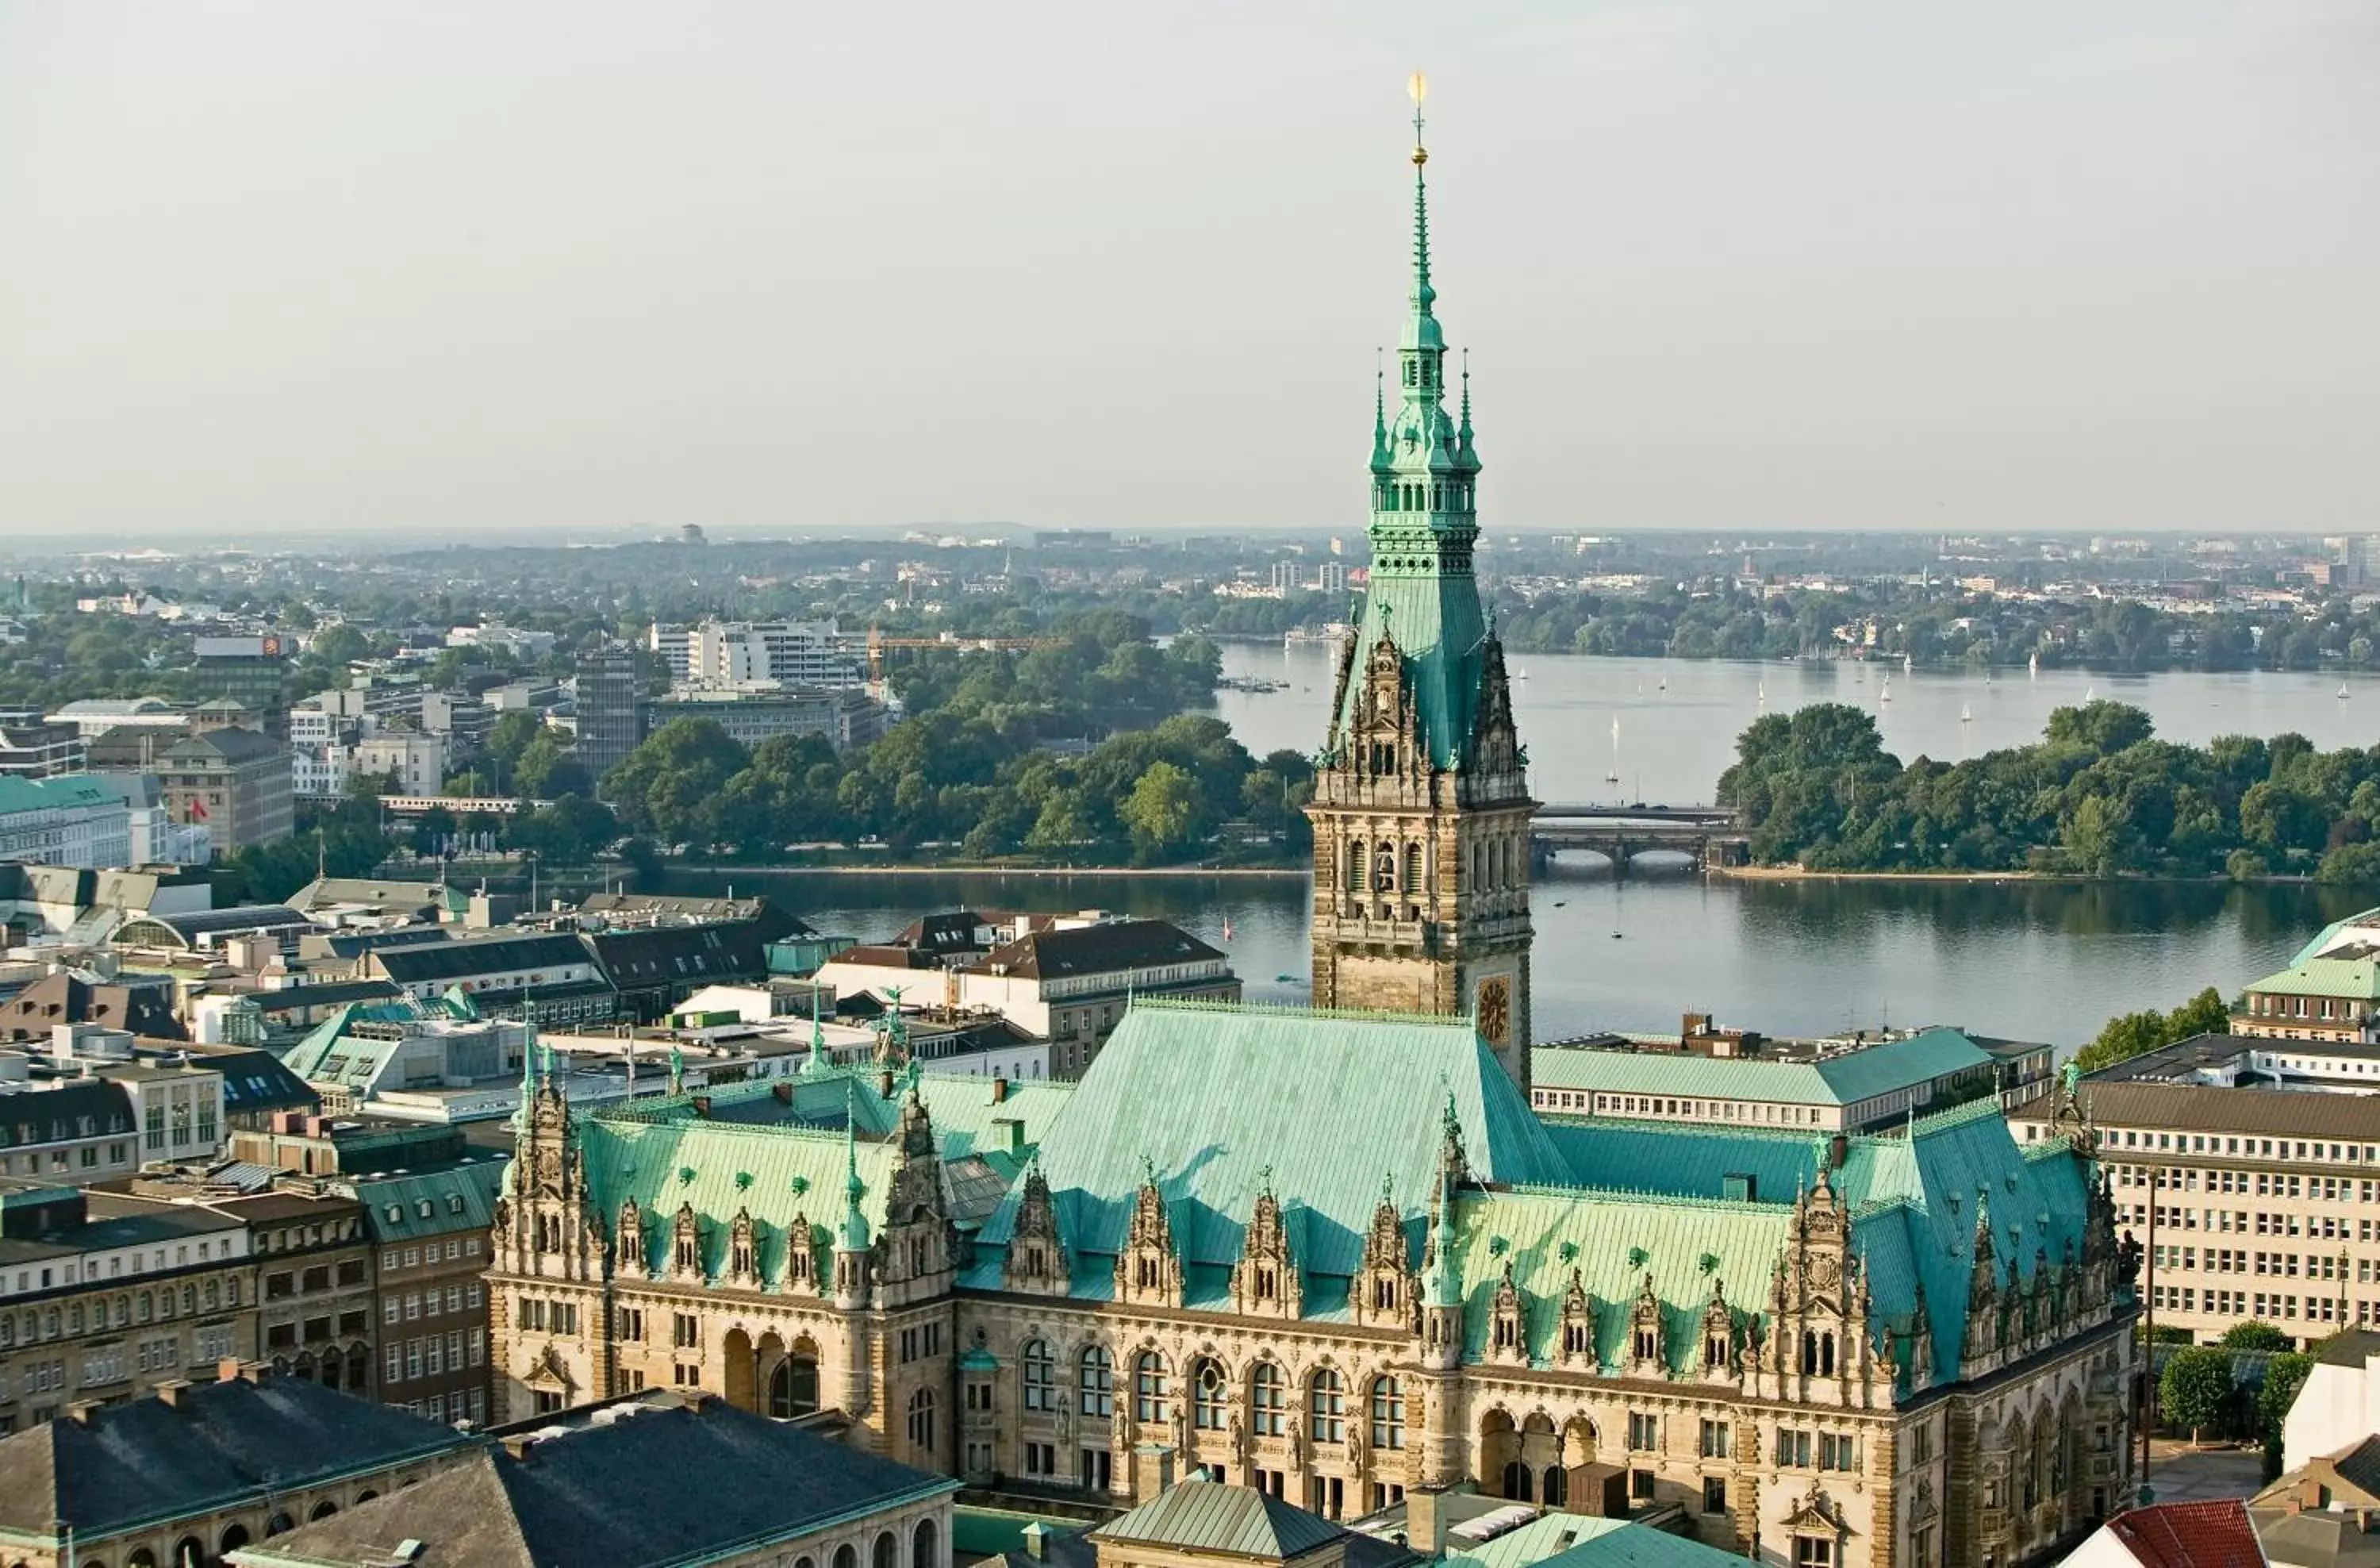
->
0;1374;473;1539
1093;1477;1343;1560
372;932;592;983
2096;1501;2262;1568
585;920;768;988
970;920;1224;982
225;1393;954;1568
2246;956;2380;1001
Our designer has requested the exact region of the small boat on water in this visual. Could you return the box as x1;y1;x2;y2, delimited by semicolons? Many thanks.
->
1605;716;1622;784
1274;973;1304;985
1902;653;1913;674
1658;676;1668;692
2341;683;2352;701
1960;703;1973;724
1879;674;1893;704
1513;667;1530;681
2085;684;2095;701
1221;917;1234;942
2029;652;2040;678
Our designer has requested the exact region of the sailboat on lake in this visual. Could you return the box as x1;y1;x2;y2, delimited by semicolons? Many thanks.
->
1605;715;1622;785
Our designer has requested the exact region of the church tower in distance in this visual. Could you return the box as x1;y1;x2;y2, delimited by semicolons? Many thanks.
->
1307;76;1535;1093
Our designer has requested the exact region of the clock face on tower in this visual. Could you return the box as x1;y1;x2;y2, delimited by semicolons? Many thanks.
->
1476;976;1511;1047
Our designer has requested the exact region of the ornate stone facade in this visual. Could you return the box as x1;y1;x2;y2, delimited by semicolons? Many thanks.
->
490;1043;2137;1568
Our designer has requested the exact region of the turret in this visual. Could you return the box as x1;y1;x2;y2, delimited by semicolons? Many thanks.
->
834;1090;873;1309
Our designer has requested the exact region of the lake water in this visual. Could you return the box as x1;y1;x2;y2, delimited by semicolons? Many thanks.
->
1214;641;2380;806
667;649;2380;1051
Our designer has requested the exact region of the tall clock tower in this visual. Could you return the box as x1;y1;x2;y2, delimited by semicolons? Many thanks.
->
1306;79;1535;1093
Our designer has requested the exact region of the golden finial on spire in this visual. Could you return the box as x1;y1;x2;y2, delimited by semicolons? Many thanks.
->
1408;71;1429;165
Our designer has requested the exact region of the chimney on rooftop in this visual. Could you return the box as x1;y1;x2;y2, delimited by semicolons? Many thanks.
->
991;1077;1008;1104
878;1070;895;1099
1829;1132;1849;1170
501;1434;539;1463
64;1401;102;1425
153;1378;193;1408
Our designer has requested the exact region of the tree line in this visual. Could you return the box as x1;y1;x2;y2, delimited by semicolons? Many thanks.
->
597;614;1313;866
1718;701;2380;882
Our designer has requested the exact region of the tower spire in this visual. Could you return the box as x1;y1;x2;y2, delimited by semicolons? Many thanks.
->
1407;71;1434;318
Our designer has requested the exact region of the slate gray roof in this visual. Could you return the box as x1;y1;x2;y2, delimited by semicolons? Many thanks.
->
225;1393;954;1568
373;932;591;983
2317;1329;2380;1367
0;1374;473;1541
1093;1478;1344;1560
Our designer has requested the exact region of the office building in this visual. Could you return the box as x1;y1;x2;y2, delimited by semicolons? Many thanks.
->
572;643;643;791
2010;1034;2380;1343
0;775;133;869
0;722;84;780
153;728;294;853
1529;1028;2001;1132
646;685;885;752
191;636;292;738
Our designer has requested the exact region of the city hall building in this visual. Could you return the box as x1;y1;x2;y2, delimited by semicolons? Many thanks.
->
489;95;2135;1568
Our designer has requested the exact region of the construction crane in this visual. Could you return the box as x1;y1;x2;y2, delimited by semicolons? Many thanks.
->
864;623;1064;683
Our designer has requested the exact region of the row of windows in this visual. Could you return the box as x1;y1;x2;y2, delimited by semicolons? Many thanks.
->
0;1278;239;1345
2154;1246;2352;1278
381;1283;483;1324
2117;1165;2374;1202
2109;1129;2380;1166
381;1238;481;1272
2127;1202;2364;1239
1539;1090;1830;1127
6;1236;234;1297
0;1142;131;1177
1013;1343;1409;1447
383;1330;486;1382
2152;1286;2366;1326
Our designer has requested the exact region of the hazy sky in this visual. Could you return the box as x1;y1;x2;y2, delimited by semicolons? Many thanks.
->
2;2;2374;540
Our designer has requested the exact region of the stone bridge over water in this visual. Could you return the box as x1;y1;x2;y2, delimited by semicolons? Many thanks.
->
1529;803;1749;873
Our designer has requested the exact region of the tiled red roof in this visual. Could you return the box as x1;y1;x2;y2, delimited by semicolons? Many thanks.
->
2106;1500;2263;1568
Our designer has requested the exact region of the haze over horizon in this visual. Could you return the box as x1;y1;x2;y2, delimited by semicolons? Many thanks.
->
2;1;2374;543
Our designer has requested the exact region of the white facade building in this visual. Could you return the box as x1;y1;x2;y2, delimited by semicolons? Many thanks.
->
351;732;447;796
650;621;862;688
0;776;132;868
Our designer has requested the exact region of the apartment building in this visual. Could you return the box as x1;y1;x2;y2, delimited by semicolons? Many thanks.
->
2011;1032;2380;1345
0;1182;254;1433
216;1189;377;1394
0;776;132;869
227;1115;506;1424
649;619;862;688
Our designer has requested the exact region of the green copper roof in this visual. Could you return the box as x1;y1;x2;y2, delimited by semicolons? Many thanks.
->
976;998;1564;1278
1446;1185;1790;1369
2246;956;2380;1001
1532;1028;1993;1110
1448;1512;1746;1568
1330;98;1492;773
1092;1478;1342;1560
551;1066;1075;1282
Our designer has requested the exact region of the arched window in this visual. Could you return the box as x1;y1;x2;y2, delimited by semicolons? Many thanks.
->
1501;1461;1531;1501
128;1551;159;1568
1542;1466;1567;1507
1251;1362;1286;1437
174;1534;206;1565
310;1501;340;1521
1308;1368;1346;1443
906;1389;936;1455
1134;1351;1170;1424
835;1546;858;1568
1022;1339;1056;1412
1370;1376;1405;1450
874;1531;898;1568
913;1518;940;1568
770;1355;820;1418
265;1512;295;1538
1194;1359;1229;1430
219;1524;251;1556
1078;1347;1113;1417
1404;843;1422;896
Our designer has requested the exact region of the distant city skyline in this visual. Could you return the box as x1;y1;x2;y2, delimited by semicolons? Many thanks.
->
0;1;2374;539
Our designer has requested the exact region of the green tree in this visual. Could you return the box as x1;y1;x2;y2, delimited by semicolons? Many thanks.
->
2159;1347;2235;1445
2219;1322;2291;1351
2071;987;2228;1074
486;709;547;767
2259;1351;2314;1482
1120;761;1204;863
2317;842;2380;886
2047;701;2155;755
